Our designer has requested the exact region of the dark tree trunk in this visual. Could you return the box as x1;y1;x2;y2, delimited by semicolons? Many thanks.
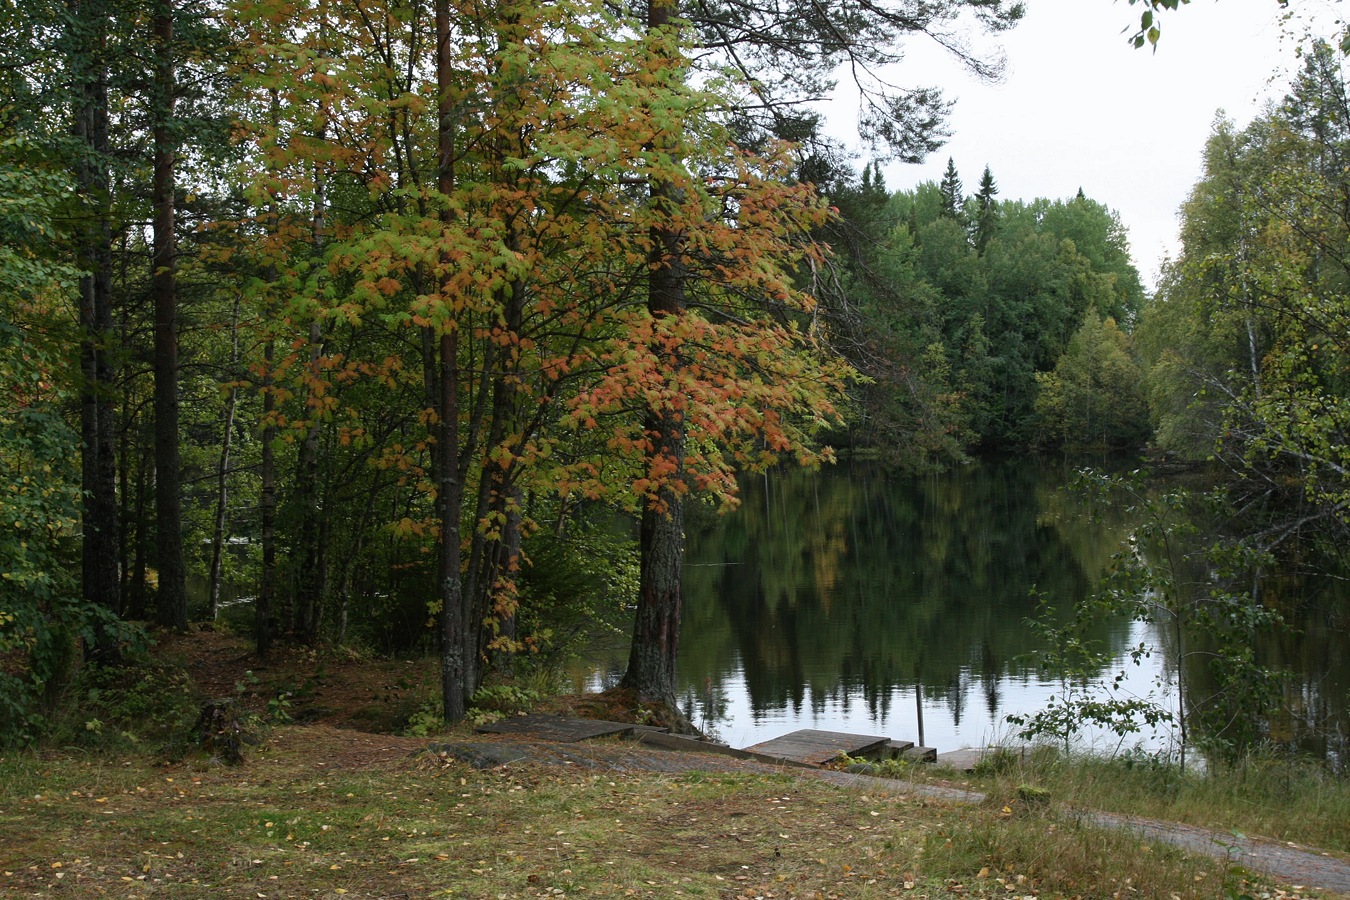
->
126;440;150;620
71;0;122;662
151;0;188;631
291;145;328;644
256;105;281;658
257;337;277;657
436;0;467;722
495;492;522;666
437;328;466;723
466;272;523;689
620;0;688;714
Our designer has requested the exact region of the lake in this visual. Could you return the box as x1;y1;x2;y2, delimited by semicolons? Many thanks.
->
575;458;1350;763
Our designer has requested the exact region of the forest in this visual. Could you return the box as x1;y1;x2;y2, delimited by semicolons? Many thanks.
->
2;0;1349;752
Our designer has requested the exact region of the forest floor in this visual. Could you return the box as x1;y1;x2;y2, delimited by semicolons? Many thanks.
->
1;629;1348;899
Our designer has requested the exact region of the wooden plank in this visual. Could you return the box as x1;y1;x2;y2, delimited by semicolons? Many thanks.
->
476;714;654;743
743;729;892;766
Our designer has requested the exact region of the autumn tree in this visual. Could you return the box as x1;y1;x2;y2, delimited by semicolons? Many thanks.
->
614;0;1024;715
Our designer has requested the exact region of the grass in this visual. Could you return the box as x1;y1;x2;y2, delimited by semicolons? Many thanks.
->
929;746;1350;859
0;725;1327;899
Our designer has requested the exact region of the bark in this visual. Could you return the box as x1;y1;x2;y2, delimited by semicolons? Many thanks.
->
626;476;687;692
71;0;122;661
151;0;188;631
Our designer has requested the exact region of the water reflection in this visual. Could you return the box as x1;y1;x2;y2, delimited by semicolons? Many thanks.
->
675;459;1145;749
576;458;1350;759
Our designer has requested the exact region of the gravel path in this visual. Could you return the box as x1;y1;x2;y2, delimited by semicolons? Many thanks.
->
809;766;1350;896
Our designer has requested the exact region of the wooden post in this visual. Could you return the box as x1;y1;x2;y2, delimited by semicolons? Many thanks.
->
915;678;925;749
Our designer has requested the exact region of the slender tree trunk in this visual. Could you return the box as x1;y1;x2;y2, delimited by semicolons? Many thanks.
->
208;297;241;620
257;336;277;657
257;95;281;658
71;0;122;662
151;0;188;631
118;399;132;605
435;0;467;723
492;487;523;675
127;437;150;619
620;0;688;719
291;149;328;642
437;327;466;721
466;273;523;690
291;311;325;641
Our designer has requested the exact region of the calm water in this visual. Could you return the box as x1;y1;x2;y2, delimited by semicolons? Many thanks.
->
577;458;1350;759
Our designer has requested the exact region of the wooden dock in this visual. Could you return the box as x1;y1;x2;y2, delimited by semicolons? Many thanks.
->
743;728;894;766
474;716;940;769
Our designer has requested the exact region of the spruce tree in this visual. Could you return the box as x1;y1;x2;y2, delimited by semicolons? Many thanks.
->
973;164;999;252
939;156;964;220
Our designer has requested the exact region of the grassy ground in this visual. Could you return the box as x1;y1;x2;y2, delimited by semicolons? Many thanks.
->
0;723;1328;899
0;631;1340;899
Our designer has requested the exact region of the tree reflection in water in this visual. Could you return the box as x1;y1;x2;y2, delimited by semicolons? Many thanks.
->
577;458;1349;760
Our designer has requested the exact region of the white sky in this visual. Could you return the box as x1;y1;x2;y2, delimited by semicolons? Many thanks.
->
827;0;1333;291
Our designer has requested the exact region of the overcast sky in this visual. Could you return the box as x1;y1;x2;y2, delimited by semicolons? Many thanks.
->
826;0;1332;291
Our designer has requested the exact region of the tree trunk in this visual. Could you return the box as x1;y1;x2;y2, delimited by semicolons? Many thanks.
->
151;0;188;631
465;267;524;688
71;0;122;662
437;328;466;722
291;144;328;643
491;488;523;675
620;0;688;715
256;98;281;658
126;439;150;620
257;336;277;657
208;297;241;621
436;0;467;723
